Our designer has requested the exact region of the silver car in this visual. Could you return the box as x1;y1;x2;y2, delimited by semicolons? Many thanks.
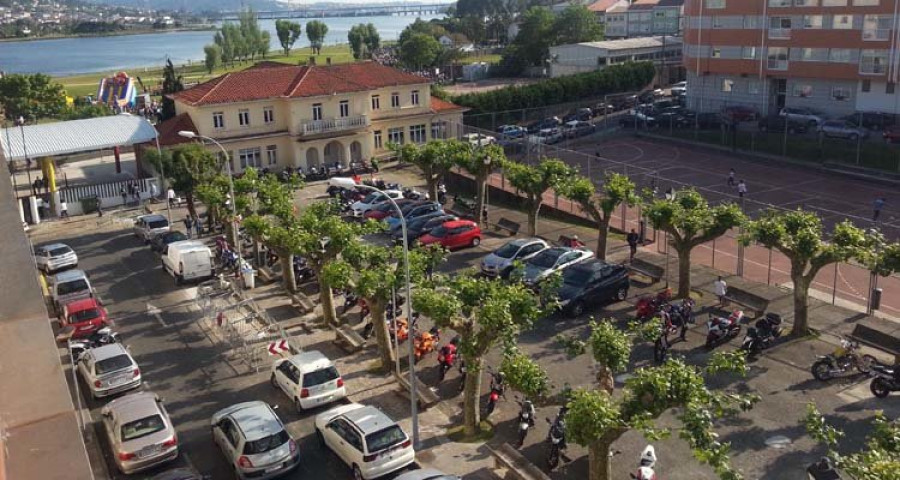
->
134;214;171;243
211;401;300;480
511;247;594;287
818;120;869;141
34;243;78;273
481;238;549;278
101;391;178;474
395;469;461;480
77;343;142;399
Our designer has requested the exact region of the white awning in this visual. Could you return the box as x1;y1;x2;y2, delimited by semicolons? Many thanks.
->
0;114;158;161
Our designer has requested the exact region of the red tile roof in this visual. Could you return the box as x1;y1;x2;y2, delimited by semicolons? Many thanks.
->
155;113;198;147
171;61;430;107
588;0;622;11
430;96;467;113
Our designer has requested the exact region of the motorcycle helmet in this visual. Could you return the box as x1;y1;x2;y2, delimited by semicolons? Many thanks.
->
634;466;657;480
495;372;505;384
450;336;461;346
640;445;657;467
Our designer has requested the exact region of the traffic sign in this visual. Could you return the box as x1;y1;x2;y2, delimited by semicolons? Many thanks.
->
267;340;289;356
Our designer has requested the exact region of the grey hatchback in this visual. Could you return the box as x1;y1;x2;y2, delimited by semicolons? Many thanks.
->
211;401;300;480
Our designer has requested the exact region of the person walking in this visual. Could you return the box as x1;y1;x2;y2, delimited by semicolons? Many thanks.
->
714;276;728;308
183;215;193;239
31;178;40;196
627;229;640;262
59;199;69;219
120;186;128;206
737;180;747;199
873;197;886;222
193;214;203;237
167;187;176;207
727;169;736;187
370;157;379;173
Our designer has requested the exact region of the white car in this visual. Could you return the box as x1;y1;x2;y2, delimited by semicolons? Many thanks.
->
211;402;300;480
528;128;562;145
270;350;346;412
134;214;171;243
480;238;549;278
462;133;496;147
100;391;179;474
351;190;403;217
77;343;142;399
34;243;78;273
512;246;594;287
315;403;415;480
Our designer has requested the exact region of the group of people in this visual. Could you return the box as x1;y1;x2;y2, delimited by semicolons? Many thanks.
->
182;214;204;238
726;169;748;198
119;182;143;206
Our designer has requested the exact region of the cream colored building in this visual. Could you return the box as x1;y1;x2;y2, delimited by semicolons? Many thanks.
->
158;61;466;173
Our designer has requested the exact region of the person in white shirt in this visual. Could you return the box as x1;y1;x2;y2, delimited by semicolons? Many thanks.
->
714;276;727;307
167;187;176;206
737;180;747;199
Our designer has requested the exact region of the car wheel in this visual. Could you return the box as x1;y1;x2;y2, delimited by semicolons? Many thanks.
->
294;397;304;413
615;287;628;301
567;301;584;318
471;237;481;247
316;428;325;446
270;374;278;389
174;275;182;286
352;465;364;480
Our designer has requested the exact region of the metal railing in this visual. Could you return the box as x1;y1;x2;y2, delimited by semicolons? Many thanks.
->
301;115;369;136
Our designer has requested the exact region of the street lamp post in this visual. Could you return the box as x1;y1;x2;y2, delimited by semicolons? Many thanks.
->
353;183;419;448
148;120;173;224
177;131;238;249
16;116;32;189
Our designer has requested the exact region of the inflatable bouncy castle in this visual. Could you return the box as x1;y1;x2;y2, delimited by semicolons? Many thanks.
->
97;72;137;109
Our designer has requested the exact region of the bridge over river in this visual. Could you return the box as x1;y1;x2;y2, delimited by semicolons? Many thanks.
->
221;3;450;20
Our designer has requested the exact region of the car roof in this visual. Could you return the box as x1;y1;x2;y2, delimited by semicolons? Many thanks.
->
537;247;569;258
342;405;397;435
105;391;162;423
394;469;459;480
228;402;282;441
286;350;334;373
509;237;544;248
65;297;100;312
567;258;615;273
166;240;208;251
91;343;130;361
41;242;71;251
141;214;168;222
441;220;475;229
53;269;88;283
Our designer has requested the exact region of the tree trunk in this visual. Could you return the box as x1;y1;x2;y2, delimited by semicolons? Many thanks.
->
185;192;197;218
676;246;691;299
318;274;338;326
281;253;297;293
369;299;394;370
474;173;487;225
596;216;612;260
463;356;484;437
791;275;810;336
426;176;439;204
254;241;262;268
595;364;614;395
528;199;542;237
588;439;614;480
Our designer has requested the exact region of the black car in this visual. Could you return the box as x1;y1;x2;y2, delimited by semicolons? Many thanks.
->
394;214;458;243
149;231;188;253
694;112;724;130
757;114;808;134
842;112;896;131
556;259;629;317
389;209;447;237
619;114;656;129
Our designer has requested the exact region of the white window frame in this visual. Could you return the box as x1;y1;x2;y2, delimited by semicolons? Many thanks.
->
828;48;852;63
853;0;878;5
213;112;225;130
430;122;446;140
768;0;791;6
374;130;383;149
339;100;349;118
387;127;404;145
862;15;891;41
860;49;888;74
742;46;758;60
411;90;420;105
312;103;323;121
238;147;261;169
238;109;250;127
793;0;817;6
822;0;848;5
371;95;380;110
391;92;400;108
409;124;426;144
266;145;277;165
833;14;854;29
712;47;722;58
263;106;274;124
803;15;823;29
769;17;792;39
705;0;725;8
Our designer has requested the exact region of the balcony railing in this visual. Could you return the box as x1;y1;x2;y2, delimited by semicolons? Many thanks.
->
768;28;791;39
301;115;369;136
767;59;789;71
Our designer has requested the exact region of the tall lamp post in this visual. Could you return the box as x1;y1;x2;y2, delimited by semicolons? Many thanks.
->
177;131;238;249
147;119;173;224
352;183;419;448
16;116;33;188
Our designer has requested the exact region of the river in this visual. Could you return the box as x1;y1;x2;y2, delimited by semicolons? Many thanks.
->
0;15;441;77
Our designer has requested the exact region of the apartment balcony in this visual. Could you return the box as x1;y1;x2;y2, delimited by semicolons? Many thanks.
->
300;115;369;136
767;59;789;71
768;28;790;40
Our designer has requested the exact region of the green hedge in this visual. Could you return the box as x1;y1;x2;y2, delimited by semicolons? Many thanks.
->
451;62;656;115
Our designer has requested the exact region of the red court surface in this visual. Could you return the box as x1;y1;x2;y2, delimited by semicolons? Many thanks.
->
490;135;900;317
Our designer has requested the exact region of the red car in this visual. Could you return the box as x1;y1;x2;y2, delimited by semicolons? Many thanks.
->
884;125;900;143
418;220;482;250
60;298;109;339
364;198;416;220
721;105;758;123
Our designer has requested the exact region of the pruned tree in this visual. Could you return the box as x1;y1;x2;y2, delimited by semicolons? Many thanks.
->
455;143;506;226
644;189;745;298
391;140;465;201
348;23;380;60
743;210;868;336
160;58;184;121
144;143;219;218
324;244;444;370
275;19;302;56
504;157;576;236
562;173;639;260
203;44;222;74
805;403;900;480
306;20;328;55
501;349;550;400
413;275;552;436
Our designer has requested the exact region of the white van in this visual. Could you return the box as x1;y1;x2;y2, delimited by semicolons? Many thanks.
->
162;240;214;285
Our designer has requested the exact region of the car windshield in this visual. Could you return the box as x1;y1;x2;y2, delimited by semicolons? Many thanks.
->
243;430;289;455
365;425;406;453
362;193;383;203
301;366;339;387
69;308;101;324
57;279;89;296
494;243;521;259
148;220;168;229
429;226;449;238
165;232;187;243
529;251;560;269
95;354;132;375
563;268;594;285
121;414;166;441
49;246;72;257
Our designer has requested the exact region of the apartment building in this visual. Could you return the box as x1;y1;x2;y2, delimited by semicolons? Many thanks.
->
683;0;900;117
158;61;466;172
605;0;684;39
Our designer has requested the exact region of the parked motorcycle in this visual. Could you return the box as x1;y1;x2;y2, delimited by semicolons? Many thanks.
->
630;445;658;480
483;367;506;419
293;257;315;284
869;364;900;398
70;327;120;362
705;310;743;348
457;358;467;393
402;187;428;201
667;298;696;339
545;407;568;470
811;338;876;381
740;313;783;354
515;397;536;448
342;291;359;313
436;336;459;382
636;289;672;322
413;326;440;362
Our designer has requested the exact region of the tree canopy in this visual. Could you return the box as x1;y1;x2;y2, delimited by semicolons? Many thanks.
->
275;19;303;56
562;173;639;260
553;5;605;45
504;157;577;236
160;58;184;121
348;23;380;60
399;32;442;69
0;73;66;121
144;143;220;217
805;403;900;480
306;20;329;55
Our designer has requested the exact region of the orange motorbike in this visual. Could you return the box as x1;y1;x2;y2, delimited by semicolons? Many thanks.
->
414;327;441;362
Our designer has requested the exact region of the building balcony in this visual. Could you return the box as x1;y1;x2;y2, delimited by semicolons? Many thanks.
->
768;28;790;40
767;59;788;71
300;115;369;136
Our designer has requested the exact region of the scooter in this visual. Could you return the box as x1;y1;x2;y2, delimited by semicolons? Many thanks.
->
342;291;359;313
811;338;876;381
293;257;315;284
635;289;672;322
705;310;743;348
515;397;536;448
630;445;658;480
869;364;900;398
740;313;783;354
484;367;506;418
69;327;120;362
413;327;440;362
436;337;459;382
545;407;567;470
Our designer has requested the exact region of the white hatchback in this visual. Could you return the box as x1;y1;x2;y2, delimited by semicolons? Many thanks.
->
315;403;415;480
351;190;403;217
77;343;142;399
271;351;346;412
